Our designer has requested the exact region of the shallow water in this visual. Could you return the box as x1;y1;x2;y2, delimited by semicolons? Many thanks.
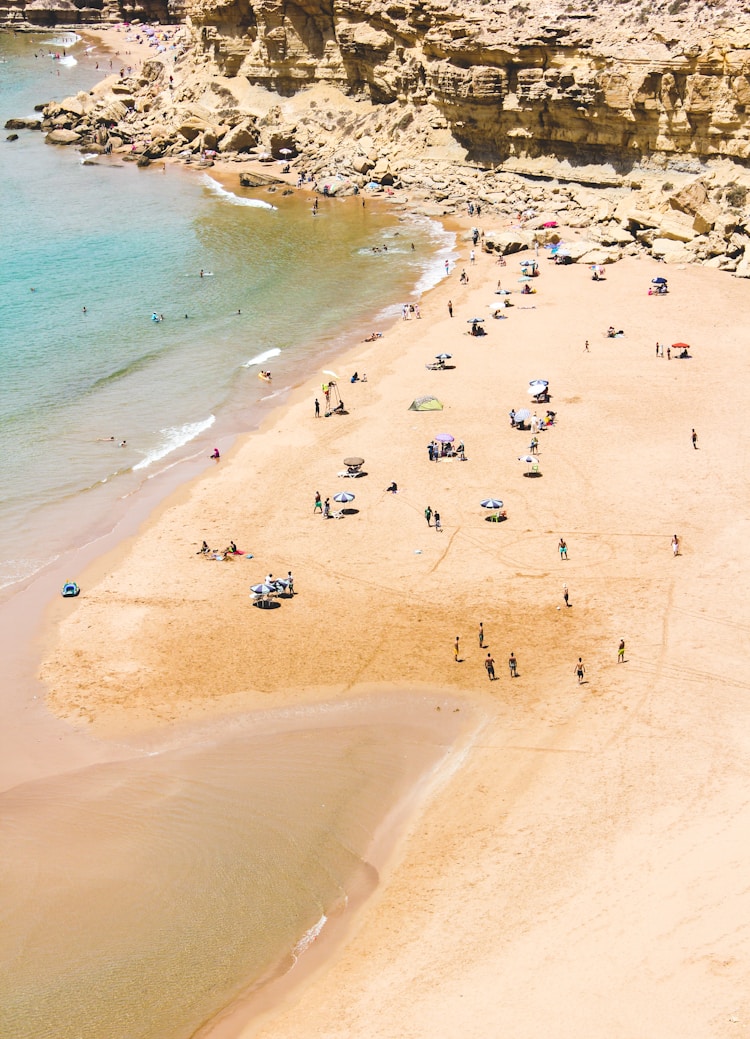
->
0;697;465;1039
0;30;455;591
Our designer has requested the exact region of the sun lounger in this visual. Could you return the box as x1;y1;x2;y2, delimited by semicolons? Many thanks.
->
330;509;345;519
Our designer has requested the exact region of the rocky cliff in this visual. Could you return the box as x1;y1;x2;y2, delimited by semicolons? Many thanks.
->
184;0;750;170
9;0;750;270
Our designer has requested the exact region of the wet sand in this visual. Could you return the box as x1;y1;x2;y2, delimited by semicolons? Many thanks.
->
21;204;750;1039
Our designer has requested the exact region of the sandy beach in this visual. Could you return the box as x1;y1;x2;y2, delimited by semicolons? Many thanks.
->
18;195;750;1038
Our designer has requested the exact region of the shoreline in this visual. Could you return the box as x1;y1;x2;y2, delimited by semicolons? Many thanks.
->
6;95;750;1039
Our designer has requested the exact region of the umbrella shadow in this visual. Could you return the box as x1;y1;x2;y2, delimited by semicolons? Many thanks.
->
342;507;359;516
253;599;281;610
484;515;508;523
523;471;543;478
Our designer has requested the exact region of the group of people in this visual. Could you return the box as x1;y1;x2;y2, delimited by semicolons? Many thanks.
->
197;539;238;560
427;440;465;462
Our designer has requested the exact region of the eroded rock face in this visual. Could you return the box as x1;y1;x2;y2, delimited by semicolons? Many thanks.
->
178;0;750;167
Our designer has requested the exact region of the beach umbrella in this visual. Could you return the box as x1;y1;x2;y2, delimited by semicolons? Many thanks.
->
467;317;485;323
343;456;364;467
279;147;293;156
434;433;454;443
528;380;548;396
518;455;535;465
481;498;504;509
333;491;355;503
435;353;452;360
251;583;276;595
514;408;531;423
652;277;668;285
529;378;548;387
672;342;690;349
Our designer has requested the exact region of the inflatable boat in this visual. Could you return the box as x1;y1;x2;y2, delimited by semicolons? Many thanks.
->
61;581;80;598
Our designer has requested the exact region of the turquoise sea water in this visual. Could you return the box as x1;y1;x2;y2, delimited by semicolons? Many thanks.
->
0;30;454;590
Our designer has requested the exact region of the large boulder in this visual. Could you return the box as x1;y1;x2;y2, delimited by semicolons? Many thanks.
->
658;212;697;242
219;121;257;153
483;229;532;255
650;238;691;263
45;128;81;145
668;179;709;216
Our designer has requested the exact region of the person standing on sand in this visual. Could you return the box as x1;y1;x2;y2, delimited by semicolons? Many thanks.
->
574;657;586;684
672;534;680;556
478;622;484;647
618;639;625;663
425;505;432;527
559;538;568;560
584;339;589;352
314;491;322;512
434;511;442;532
692;428;698;449
315;398;320;417
448;300;453;317
485;654;495;681
454;636;460;662
563;584;570;608
508;652;518;678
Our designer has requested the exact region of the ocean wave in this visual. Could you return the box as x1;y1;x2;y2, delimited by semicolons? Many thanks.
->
88;350;163;393
57;56;78;67
242;347;281;368
292;913;328;961
133;415;215;471
202;175;277;211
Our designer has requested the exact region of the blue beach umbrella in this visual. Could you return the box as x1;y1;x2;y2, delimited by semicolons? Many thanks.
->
514;408;531;423
333;491;355;503
481;499;504;509
652;277;668;284
251;583;276;595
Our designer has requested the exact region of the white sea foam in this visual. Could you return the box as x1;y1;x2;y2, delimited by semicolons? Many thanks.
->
45;33;81;46
242;347;281;368
202;175;277;211
292;914;328;961
57;56;78;67
133;415;215;471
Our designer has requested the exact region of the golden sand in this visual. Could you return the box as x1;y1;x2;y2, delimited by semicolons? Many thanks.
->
34;213;750;1038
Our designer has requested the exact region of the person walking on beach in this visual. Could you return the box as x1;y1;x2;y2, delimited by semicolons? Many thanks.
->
559;538;568;560
314;491;322;513
314;398;320;417
618;639;625;663
478;621;484;647
672;534;680;556
454;636;460;662
485;653;496;681
563;584;570;608
425;505;432;527
434;511;442;532
287;571;294;595
448;299;453;317
574;657;586;684
692;428;698;449
508;652;518;678
323;498;330;519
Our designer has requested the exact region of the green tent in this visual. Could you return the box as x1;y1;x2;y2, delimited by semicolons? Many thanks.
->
409;395;443;411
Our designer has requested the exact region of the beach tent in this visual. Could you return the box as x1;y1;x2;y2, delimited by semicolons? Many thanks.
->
409;395;443;411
